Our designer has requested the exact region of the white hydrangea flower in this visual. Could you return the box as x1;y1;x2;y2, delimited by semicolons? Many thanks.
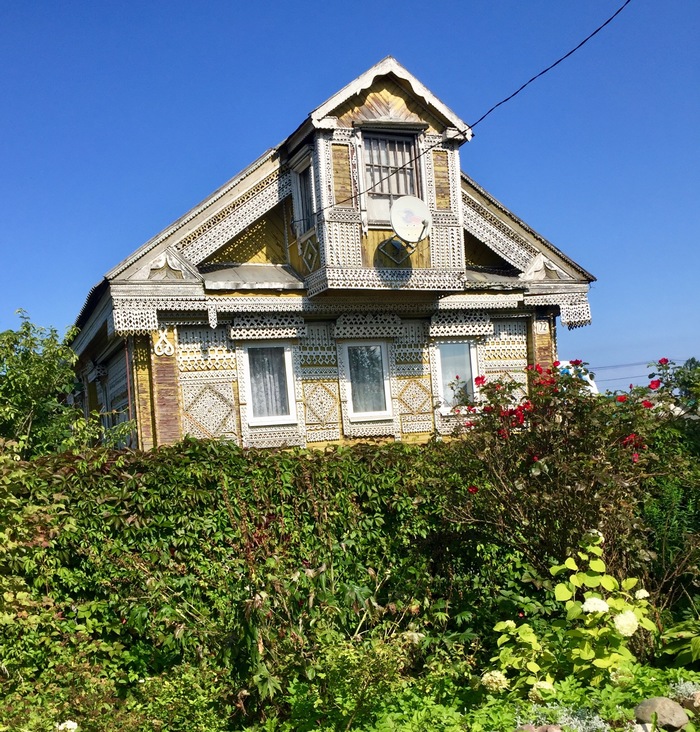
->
528;680;555;702
56;723;79;732
582;597;609;613
635;589;650;600
613;610;639;637
481;670;509;693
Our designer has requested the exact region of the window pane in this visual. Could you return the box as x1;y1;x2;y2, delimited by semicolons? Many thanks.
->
348;345;386;413
439;343;473;406
248;347;290;418
364;135;415;197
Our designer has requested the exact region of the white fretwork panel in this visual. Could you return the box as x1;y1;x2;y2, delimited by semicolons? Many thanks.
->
477;319;529;376
113;306;159;335
335;312;403;339
326;220;363;267
177;170;292;265
461;191;539;271
181;377;239;441
394;320;430;377
303;381;341;442
230;313;306;340
430;225;464;269
299;322;338;376
429;311;494;338
397;377;434;435
525;293;592;329
177;325;237;373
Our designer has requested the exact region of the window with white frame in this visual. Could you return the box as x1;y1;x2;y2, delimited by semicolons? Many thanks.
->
363;133;417;223
343;342;393;421
435;341;477;411
244;343;297;426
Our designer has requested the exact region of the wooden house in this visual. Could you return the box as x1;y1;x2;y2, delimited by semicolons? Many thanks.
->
72;57;594;449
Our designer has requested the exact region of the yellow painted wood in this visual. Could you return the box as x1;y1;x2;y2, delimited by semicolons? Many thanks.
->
335;79;443;133
432;150;451;210
332;144;355;207
132;335;156;450
361;229;432;269
204;201;288;265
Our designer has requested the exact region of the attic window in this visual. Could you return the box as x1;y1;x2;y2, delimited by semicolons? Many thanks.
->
363;133;418;223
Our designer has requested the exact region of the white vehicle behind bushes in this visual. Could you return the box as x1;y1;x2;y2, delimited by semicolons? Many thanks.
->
557;360;599;394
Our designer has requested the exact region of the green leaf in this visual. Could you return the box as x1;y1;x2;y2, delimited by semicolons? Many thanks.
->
589;559;606;573
554;583;573;601
581;572;601;588
621;578;639;591
600;575;618;591
565;557;579;571
526;661;541;673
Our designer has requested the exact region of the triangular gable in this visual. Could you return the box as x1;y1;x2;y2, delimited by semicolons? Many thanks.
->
310;57;472;141
461;173;595;283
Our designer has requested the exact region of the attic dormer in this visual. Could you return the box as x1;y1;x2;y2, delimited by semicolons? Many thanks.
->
284;57;472;296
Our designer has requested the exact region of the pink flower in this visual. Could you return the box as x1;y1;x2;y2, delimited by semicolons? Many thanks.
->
658;357;669;365
532;455;539;462
475;375;487;386
649;380;661;390
616;395;627;403
642;400;653;409
632;453;639;463
468;486;478;494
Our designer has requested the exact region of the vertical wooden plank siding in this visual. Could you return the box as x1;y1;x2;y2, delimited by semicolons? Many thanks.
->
533;314;556;367
332;145;354;207
132;335;156;450
152;329;182;445
432;150;451;210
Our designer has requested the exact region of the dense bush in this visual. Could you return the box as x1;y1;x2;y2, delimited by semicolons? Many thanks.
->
0;358;698;730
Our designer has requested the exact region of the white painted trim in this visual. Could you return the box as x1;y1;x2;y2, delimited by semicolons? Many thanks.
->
341;341;393;422
242;342;298;427
434;339;479;414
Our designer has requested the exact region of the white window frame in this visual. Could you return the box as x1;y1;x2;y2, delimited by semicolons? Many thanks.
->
434;340;479;414
362;132;419;224
243;342;297;427
342;341;393;422
290;147;316;239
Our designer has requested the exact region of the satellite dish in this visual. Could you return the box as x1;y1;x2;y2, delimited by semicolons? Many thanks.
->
390;196;432;244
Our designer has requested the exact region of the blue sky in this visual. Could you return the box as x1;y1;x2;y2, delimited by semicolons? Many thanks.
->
1;1;698;389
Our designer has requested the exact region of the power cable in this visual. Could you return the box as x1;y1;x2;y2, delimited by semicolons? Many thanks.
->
469;0;633;130
292;0;634;228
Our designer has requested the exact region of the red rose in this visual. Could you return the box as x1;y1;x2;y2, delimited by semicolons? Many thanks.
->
570;359;583;366
535;364;543;374
616;395;627;403
467;486;478;494
533;455;539;462
649;380;661;390
474;375;487;386
632;453;639;463
658;357;669;365
553;361;561;367
642;400;653;409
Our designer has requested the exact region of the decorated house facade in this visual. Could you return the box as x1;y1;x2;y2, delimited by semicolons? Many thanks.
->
72;57;594;450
